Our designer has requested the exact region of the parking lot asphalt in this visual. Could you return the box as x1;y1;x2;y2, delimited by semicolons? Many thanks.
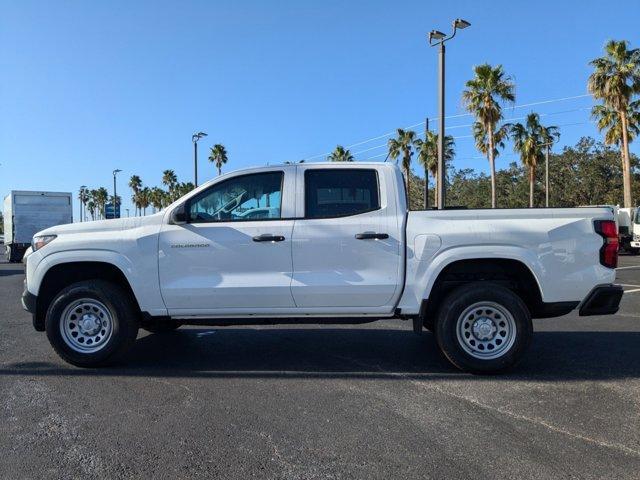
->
1;244;640;479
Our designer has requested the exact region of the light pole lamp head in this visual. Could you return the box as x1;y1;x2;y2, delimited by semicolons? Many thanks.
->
192;131;208;143
428;30;446;45
113;169;122;176
453;18;471;30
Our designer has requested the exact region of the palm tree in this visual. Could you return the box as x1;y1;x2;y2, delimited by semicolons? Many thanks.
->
78;187;89;221
208;144;228;176
414;132;455;208
511;113;560;207
387;129;418;194
87;200;96;220
588;40;640;207
138;187;151;216
328;145;354;162
129;175;142;216
462;64;516;208
176;182;195;198
93;187;109;219
592;101;640;147
162;169;178;198
148;187;163;213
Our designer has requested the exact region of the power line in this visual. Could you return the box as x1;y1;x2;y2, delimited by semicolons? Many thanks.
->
361;120;591;161
353;110;591;158
302;93;593;161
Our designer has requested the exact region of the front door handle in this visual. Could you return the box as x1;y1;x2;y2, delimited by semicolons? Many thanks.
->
355;232;389;240
253;234;285;242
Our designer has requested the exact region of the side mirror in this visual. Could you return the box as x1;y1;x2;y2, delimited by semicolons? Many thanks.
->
170;203;188;225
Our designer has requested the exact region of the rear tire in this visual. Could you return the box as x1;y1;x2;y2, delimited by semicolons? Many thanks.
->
45;280;139;367
435;283;532;374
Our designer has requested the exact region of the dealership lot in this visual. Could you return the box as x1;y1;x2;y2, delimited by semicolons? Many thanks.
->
1;245;640;479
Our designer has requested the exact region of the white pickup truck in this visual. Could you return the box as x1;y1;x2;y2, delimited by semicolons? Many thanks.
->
22;163;623;373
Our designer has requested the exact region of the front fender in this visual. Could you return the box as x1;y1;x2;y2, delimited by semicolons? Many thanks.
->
28;249;167;316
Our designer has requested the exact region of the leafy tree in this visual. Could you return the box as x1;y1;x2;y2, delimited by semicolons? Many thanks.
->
209;144;228;176
588;40;640;207
414;132;455;208
462;64;515;208
328;145;355;162
511;113;559;207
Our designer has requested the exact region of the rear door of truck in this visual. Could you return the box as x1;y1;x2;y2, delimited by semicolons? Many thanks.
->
290;165;404;311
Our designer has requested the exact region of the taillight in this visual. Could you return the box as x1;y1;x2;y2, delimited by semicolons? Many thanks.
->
594;220;618;269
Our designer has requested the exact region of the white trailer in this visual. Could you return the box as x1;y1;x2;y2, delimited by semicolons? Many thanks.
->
3;191;72;262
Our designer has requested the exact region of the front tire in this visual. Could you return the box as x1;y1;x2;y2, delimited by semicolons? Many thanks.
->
45;280;139;367
435;283;532;374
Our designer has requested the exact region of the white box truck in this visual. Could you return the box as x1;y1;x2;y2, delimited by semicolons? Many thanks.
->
3;191;73;263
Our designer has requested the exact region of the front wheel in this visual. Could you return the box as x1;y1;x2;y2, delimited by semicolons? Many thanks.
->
45;280;139;367
435;283;532;374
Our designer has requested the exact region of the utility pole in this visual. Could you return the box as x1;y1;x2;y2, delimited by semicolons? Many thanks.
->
113;169;122;218
192;131;208;187
79;186;86;223
545;145;550;208
428;18;471;210
424;118;429;209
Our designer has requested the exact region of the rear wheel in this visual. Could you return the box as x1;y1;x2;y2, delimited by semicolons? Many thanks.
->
435;283;532;374
45;280;139;367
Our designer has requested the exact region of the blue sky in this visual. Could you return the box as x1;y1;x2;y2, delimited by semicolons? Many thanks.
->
1;0;639;219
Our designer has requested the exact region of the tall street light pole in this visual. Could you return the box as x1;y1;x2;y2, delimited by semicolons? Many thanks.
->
113;169;122;218
192;131;208;187
428;18;471;210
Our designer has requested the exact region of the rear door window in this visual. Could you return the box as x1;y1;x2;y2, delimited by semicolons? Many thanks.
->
304;169;380;219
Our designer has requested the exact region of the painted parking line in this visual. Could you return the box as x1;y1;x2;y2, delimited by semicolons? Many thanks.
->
620;284;640;288
616;266;640;270
623;288;640;294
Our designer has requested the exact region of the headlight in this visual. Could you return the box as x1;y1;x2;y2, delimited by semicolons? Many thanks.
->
32;235;57;251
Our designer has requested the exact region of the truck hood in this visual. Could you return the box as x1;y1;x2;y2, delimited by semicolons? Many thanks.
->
35;213;164;237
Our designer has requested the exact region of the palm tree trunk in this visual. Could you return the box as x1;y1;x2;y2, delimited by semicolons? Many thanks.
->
218;165;222;176
529;165;535;208
620;112;633;208
433;173;438;207
424;167;429;209
488;130;497;209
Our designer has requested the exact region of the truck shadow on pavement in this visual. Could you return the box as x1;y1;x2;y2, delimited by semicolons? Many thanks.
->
3;328;640;380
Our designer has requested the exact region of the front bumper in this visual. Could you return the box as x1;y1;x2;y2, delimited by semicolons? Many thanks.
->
22;283;36;314
631;241;640;249
578;284;623;316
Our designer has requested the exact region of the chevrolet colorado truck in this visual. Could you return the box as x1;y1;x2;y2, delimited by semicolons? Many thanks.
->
22;163;623;373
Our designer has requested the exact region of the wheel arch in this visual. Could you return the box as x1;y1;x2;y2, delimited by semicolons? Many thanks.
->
420;257;548;323
34;261;142;331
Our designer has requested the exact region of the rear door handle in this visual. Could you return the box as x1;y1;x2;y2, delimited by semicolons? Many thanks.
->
253;234;285;242
355;232;389;240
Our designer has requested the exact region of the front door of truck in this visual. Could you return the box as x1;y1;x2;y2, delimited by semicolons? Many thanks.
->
158;169;296;315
